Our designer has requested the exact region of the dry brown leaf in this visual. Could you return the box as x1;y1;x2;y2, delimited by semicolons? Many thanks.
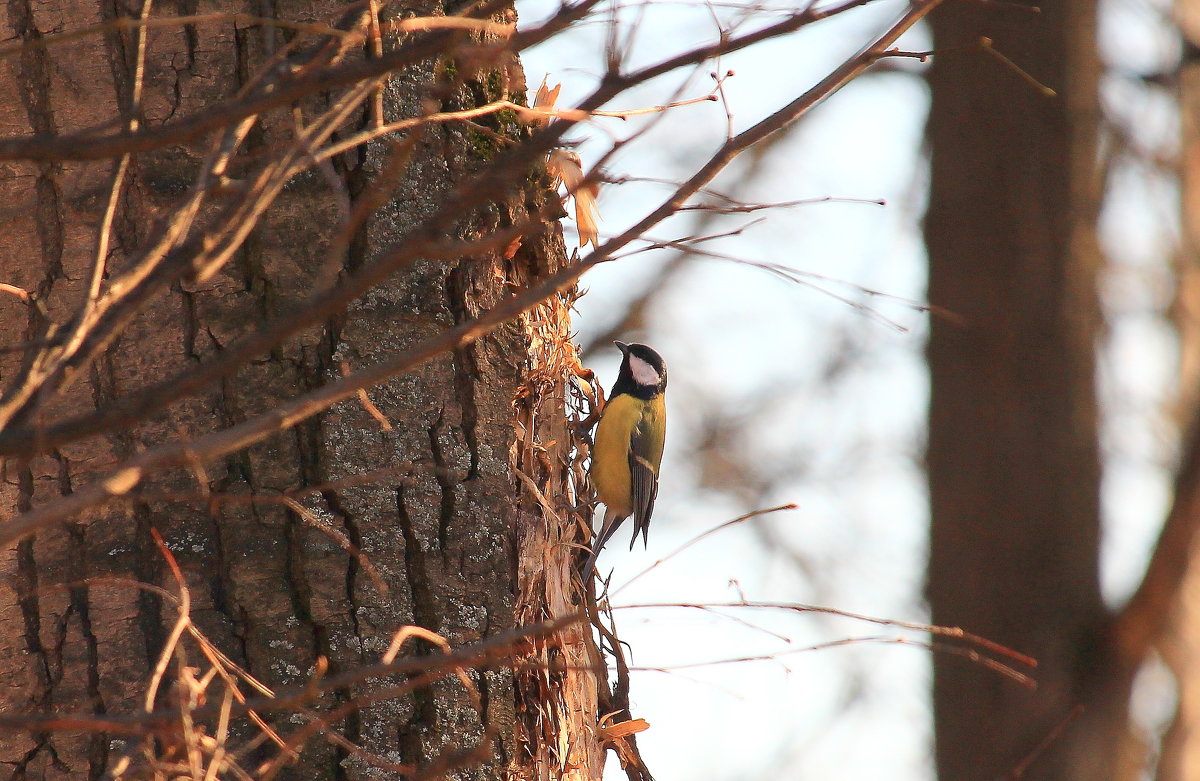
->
533;77;562;125
573;183;600;248
533;77;601;246
548;149;600;248
546;148;577;189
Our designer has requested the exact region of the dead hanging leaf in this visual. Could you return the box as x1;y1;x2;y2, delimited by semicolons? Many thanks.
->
530;75;602;246
504;236;523;260
548;149;600;248
508;77;558;125
533;77;562;126
573;185;600;248
546;149;576;190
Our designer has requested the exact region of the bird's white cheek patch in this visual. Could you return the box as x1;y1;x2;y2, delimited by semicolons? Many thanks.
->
629;354;660;386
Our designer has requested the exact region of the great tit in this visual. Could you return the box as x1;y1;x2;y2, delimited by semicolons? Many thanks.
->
583;341;667;575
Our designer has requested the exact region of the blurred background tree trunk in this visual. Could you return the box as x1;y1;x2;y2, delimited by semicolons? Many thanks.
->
0;1;595;779
1158;4;1200;777
924;1;1140;779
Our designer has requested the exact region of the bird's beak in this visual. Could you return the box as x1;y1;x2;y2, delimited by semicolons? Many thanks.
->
614;341;630;354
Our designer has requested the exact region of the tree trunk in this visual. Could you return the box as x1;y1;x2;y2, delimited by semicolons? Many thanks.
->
0;2;596;779
1157;5;1200;778
924;2;1135;779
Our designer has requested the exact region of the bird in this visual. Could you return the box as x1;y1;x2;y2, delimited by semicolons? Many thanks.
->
582;341;667;577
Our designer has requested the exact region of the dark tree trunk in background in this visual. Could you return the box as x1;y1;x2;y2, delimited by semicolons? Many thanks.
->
1159;4;1200;777
924;2;1139;779
0;1;596;779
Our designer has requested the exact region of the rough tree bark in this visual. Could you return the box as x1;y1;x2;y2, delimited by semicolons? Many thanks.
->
0;1;598;779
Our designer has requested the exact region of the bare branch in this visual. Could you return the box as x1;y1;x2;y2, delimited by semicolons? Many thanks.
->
0;0;951;543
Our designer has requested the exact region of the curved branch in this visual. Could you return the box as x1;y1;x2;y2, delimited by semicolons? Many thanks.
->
1111;418;1200;666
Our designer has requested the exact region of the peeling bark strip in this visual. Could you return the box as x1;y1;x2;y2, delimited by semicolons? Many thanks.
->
508;213;601;777
0;1;591;778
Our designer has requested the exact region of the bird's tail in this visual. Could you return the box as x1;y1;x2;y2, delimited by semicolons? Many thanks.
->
581;509;627;578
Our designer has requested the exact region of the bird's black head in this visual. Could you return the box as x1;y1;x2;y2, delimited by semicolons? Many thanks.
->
612;341;667;400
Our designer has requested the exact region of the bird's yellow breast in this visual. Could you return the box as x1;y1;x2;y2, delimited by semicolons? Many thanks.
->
591;393;664;518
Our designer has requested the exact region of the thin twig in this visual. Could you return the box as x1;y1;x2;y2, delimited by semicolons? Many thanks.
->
144;529;191;712
612;600;1038;669
608;505;796;595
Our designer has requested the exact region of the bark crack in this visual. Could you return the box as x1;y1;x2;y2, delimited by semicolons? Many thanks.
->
7;0;64;301
169;0;200;68
426;414;458;556
179;285;200;362
281;504;354;780
53;452;108;779
395;485;438;630
10;734;69;778
445;267;481;479
13;464;58;778
452;347;481;479
290;384;354;780
394;482;443;766
132;505;166;674
232;20;267;152
98;0;135;119
90;347;166;676
320;488;366;660
237;234;277;339
199;364;253;673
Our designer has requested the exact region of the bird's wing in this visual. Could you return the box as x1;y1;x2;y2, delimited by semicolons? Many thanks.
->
628;397;666;548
